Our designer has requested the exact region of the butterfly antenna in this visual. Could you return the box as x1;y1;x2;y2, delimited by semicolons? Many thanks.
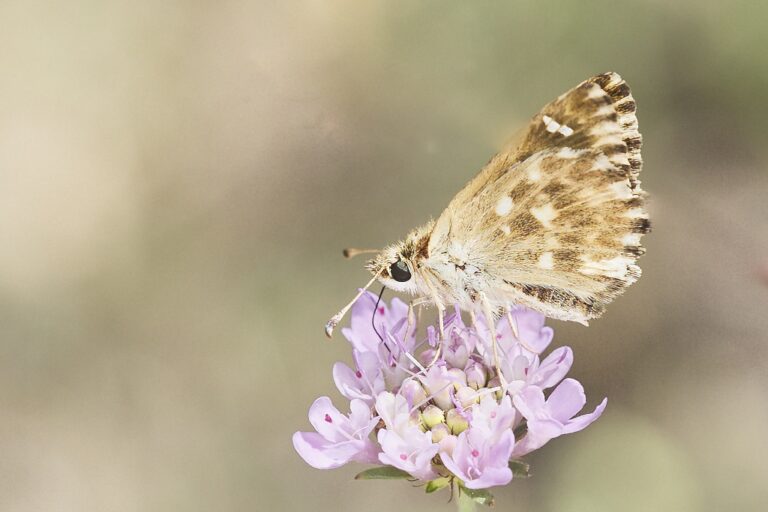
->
325;271;383;338
371;286;386;343
342;248;379;259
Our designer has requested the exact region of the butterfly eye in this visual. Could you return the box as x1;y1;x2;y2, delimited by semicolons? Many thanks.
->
389;260;412;282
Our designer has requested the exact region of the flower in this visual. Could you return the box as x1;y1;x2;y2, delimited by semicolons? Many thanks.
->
292;397;379;469
294;291;607;499
512;378;607;456
441;428;515;489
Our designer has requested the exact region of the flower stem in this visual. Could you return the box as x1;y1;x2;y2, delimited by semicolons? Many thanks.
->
456;487;476;512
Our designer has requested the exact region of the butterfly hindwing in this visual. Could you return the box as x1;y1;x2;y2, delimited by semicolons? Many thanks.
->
427;72;648;323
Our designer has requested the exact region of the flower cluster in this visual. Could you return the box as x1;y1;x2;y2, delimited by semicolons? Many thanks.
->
293;292;606;494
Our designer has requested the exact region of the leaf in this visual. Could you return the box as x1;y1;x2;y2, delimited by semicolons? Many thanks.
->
354;466;412;480
509;459;531;478
459;485;496;507
425;477;451;493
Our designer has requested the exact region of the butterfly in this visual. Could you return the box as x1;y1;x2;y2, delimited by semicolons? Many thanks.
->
326;72;649;357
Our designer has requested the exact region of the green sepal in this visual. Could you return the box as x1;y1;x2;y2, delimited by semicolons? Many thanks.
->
354;466;412;480
509;459;531;478
425;477;451;493
459;485;495;507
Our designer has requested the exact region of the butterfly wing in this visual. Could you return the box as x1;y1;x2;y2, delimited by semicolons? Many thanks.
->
426;72;648;323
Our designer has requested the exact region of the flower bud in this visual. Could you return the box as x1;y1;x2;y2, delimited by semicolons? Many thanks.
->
465;361;487;389
446;368;467;389
446;408;469;435
421;405;445;429
437;431;457;455
487;376;504;399
455;386;479;409
399;379;427;406
430;422;451;444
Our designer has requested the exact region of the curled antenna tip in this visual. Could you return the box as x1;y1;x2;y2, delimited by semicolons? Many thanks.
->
342;248;352;258
325;316;340;338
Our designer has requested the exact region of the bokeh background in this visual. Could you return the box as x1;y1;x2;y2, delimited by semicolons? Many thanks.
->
1;1;767;510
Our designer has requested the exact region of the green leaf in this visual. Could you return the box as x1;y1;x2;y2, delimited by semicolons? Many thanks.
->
354;466;412;480
459;485;495;507
424;477;451;493
509;459;531;478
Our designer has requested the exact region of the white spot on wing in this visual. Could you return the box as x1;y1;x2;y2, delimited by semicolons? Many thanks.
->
538;251;554;270
557;147;582;159
530;204;558;228
593;154;613;171
591;121;619;137
500;225;511;235
542;115;560;133
587;86;605;100
543;115;572;136
594;104;615;117
609;180;634;199
580;255;634;279
527;161;542;182
495;196;514;216
622;233;642;246
624;207;646;219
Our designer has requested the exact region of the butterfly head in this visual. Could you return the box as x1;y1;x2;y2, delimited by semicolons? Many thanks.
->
365;222;434;295
366;245;418;294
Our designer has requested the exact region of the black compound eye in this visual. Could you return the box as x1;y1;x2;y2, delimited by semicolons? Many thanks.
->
389;260;412;282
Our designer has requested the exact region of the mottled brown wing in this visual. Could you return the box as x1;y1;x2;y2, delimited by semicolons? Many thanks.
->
428;72;649;323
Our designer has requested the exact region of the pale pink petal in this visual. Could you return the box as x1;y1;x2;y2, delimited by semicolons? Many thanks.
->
532;347;573;389
292;432;362;469
545;378;587;422
307;397;347;442
563;397;607;434
512;386;547;420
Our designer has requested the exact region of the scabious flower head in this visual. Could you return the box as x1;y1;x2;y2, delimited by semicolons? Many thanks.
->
293;292;606;502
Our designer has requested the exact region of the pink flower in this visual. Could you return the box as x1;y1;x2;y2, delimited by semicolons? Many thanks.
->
470;395;516;440
341;293;415;389
293;397;380;469
441;308;477;369
333;351;385;406
294;291;607;498
374;392;439;480
512;378;607;456
377;426;439;481
500;345;574;395
441;428;515;489
475;307;554;365
418;364;461;410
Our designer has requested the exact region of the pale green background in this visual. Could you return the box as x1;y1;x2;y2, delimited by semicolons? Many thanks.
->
1;1;767;511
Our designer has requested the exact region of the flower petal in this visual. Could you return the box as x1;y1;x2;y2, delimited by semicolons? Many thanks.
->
545;378;587;422
463;466;513;489
374;392;410;432
512;386;547;420
563;397;608;434
532;346;573;389
292;432;362;469
307;397;347;442
333;362;368;402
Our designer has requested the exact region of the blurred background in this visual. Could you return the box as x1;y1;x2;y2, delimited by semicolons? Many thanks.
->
1;1;767;510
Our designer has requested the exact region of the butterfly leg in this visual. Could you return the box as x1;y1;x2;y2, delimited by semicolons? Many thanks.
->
418;273;446;368
505;307;540;354
479;293;507;390
404;296;430;343
425;302;446;369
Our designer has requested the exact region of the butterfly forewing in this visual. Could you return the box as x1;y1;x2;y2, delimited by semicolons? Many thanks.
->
427;72;649;323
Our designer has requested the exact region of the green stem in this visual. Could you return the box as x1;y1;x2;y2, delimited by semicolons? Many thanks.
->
456;486;476;512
